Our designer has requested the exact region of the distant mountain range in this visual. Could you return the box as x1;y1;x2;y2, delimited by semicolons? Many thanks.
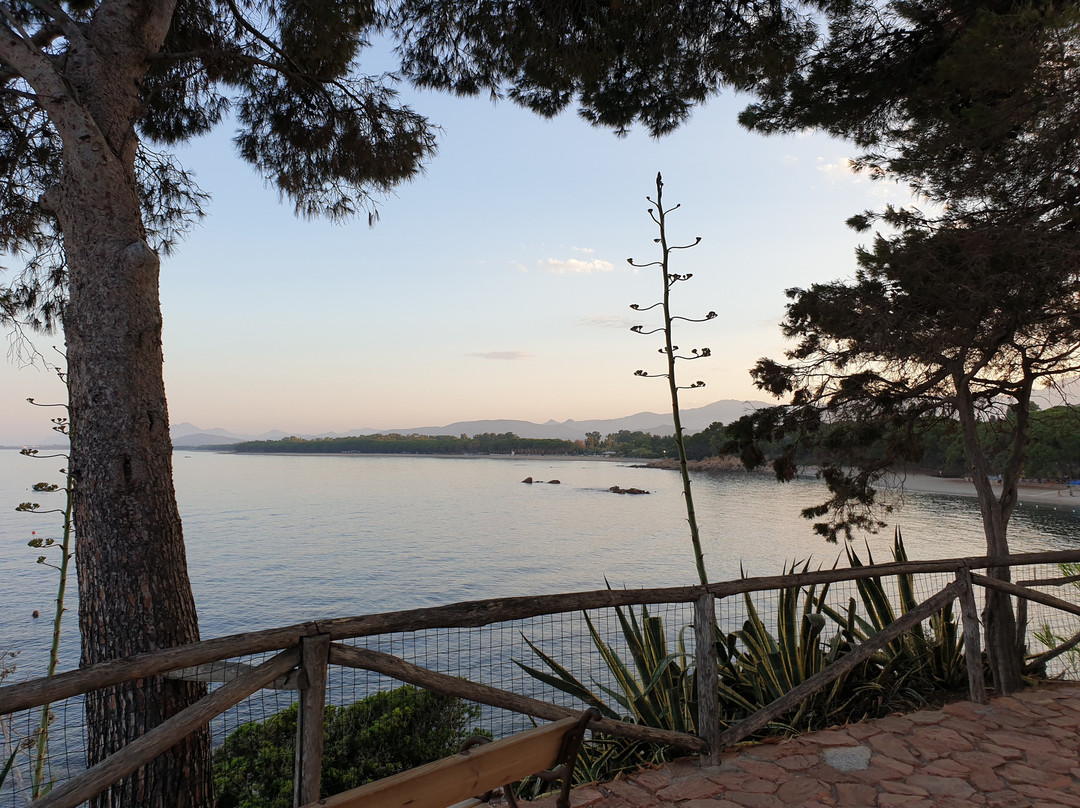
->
170;399;771;448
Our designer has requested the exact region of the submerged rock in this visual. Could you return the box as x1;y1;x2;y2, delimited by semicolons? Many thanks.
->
609;486;649;495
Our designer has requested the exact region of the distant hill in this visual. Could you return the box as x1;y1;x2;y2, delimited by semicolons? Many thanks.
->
169;423;289;447
169;399;769;447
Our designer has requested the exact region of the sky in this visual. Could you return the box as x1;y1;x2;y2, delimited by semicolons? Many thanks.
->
0;73;913;446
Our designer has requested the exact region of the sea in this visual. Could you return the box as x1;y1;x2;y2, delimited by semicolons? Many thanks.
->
3;448;1080;679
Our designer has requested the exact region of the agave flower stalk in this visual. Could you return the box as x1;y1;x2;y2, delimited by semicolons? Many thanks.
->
16;366;73;799
629;173;717;586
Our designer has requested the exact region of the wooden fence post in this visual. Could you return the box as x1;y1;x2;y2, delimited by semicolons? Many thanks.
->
955;567;988;705
295;633;331;807
694;592;721;766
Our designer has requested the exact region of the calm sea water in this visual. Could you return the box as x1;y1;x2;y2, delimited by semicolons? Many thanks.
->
3;449;1080;678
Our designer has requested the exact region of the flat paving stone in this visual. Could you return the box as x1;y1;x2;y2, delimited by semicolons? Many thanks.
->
560;683;1080;808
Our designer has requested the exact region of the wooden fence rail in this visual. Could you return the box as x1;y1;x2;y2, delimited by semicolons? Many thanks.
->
6;549;1080;716
4;549;1080;808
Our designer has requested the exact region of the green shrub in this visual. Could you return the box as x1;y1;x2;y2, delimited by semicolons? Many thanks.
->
213;685;483;808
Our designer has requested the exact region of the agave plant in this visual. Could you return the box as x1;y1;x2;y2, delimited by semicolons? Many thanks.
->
0;748;15;791
516;602;696;733
518;533;971;775
1029;560;1080;678
716;561;877;734
820;529;968;696
514;601;696;790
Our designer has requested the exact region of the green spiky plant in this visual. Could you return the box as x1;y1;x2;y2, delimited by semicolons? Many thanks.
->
0;650;18;793
817;530;968;697
714;532;969;738
715;562;857;734
517;603;696;733
0;750;15;792
513;601;694;795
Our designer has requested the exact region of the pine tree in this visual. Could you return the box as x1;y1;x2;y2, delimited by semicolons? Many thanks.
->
733;0;1080;693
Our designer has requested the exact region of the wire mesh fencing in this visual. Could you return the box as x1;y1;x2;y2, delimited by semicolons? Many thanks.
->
5;556;1080;807
1014;561;1080;679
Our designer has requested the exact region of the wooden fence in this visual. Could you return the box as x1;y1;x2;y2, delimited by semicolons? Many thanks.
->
4;549;1080;808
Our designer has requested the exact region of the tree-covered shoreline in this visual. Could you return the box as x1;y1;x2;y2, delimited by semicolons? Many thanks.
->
227;405;1080;482
231;433;584;456
230;429;681;457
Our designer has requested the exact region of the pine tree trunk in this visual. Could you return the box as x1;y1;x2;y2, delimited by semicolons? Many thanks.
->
27;3;214;804
977;508;1023;694
58;154;212;808
953;370;1024;694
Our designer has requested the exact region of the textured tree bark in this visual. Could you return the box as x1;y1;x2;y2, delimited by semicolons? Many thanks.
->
63;210;212;807
20;2;213;805
953;369;1023;694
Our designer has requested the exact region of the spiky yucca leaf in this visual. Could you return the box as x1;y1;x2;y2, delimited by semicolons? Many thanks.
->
515;634;619;719
517;604;696;734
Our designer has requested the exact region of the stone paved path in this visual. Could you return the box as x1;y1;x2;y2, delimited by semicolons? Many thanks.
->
535;682;1080;808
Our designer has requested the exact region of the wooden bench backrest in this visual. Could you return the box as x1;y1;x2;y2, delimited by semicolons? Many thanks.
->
305;715;581;808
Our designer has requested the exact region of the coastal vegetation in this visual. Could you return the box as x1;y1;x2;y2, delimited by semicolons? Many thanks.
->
729;406;1080;484
231;433;584;457
226;406;1080;484
213;686;482;808
516;533;971;787
230;429;679;458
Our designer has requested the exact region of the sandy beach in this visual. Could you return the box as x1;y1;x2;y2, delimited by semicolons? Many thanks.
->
890;472;1079;505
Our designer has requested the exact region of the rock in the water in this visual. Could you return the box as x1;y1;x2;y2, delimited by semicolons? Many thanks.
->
548;479;561;484
522;477;534;484
609;485;649;495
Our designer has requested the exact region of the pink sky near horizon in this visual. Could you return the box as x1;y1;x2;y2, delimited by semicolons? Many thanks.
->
1;88;913;445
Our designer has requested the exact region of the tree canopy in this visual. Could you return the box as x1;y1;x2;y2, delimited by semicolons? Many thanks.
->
742;0;1080;225
729;0;1080;693
0;0;443;332
392;0;816;136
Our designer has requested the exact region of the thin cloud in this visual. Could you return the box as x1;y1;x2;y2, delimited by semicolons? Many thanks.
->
470;351;535;360
543;257;616;274
816;157;862;181
580;314;635;329
572;246;596;254
817;157;908;200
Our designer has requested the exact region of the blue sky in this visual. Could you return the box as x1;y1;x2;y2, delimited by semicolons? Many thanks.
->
1;82;911;445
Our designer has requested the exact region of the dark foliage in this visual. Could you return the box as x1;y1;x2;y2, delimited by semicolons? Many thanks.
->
213;685;482;808
392;0;819;137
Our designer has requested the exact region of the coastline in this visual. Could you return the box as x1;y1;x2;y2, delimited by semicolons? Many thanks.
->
643;456;1080;506
884;472;1079;505
181;449;628;461
180;448;1080;506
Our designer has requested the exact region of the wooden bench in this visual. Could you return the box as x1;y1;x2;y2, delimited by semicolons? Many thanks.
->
302;709;600;808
